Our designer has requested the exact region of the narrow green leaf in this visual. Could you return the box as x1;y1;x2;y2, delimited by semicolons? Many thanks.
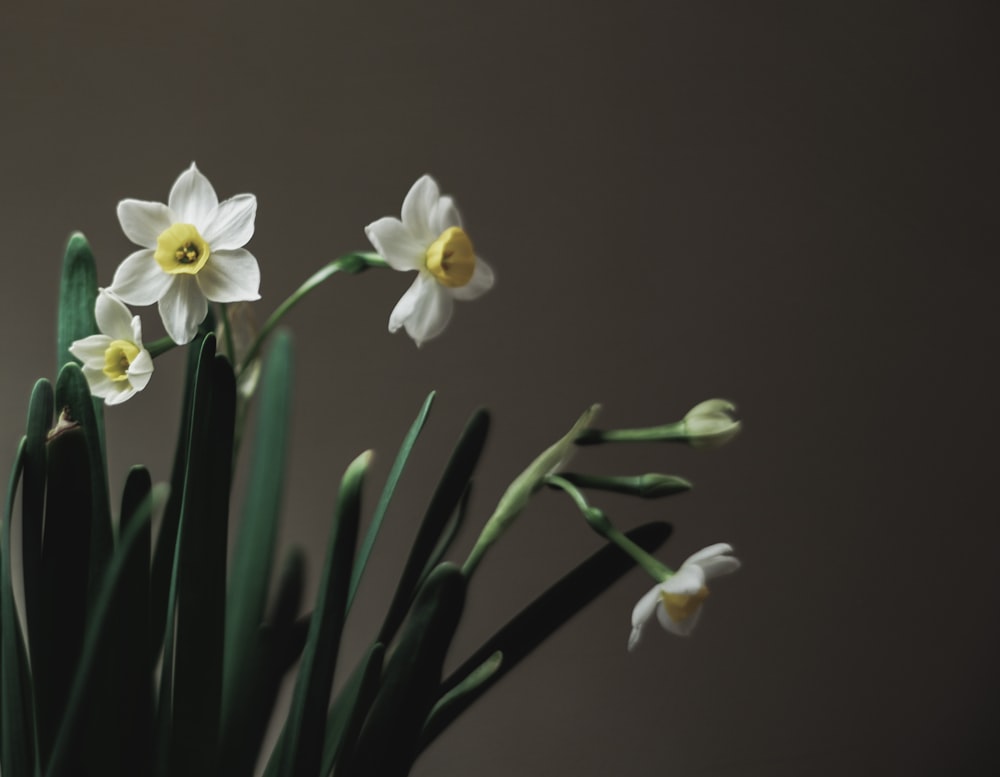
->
415;481;472;592
422;650;502;738
170;343;236;776
348;391;435;610
44;503;154;777
149;333;206;664
35;427;93;769
56;232;98;372
223;331;295;735
1;439;35;777
346;563;466;777
55;232;105;474
377;409;489;645
87;466;153;777
55;363;112;611
322;642;384;777
22;379;53;671
220;547;306;777
280;451;369;777
419;522;673;750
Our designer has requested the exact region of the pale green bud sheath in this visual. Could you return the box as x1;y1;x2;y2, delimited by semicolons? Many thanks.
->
240;252;387;373
576;399;741;450
462;405;601;577
545;474;672;582
554;472;692;499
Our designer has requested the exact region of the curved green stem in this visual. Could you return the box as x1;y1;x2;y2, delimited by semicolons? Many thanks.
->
146;337;178;359
240;252;387;373
545;475;672;581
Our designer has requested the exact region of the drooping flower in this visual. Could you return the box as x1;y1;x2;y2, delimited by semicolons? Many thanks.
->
110;163;260;344
628;543;740;649
69;289;154;405
681;399;742;449
365;175;494;346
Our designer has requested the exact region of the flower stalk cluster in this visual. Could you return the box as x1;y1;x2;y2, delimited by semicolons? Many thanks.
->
0;165;745;777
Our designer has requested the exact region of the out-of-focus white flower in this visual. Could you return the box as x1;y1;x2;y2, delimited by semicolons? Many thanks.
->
681;399;742;449
69;290;154;405
110;163;260;344
365;175;494;346
628;543;740;649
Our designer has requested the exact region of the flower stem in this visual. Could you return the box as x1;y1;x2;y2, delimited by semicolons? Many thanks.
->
218;303;237;366
545;475;672;581
146;337;178;359
240;252;387;373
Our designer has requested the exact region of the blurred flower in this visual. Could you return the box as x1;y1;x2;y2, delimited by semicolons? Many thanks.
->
110;163;260;344
365;175;494;346
69;290;154;405
628;543;740;649
681;399;742;449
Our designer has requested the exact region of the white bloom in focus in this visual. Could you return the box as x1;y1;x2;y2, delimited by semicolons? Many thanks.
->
365;175;494;346
110;163;260;344
68;290;154;405
628;543;740;650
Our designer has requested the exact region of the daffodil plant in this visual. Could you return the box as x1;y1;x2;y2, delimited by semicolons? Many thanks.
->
1;164;743;777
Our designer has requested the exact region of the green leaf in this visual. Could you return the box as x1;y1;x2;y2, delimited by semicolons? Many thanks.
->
415;481;472;592
377;409;489;646
56;232;98;373
345;563;466;777
419;521;673;750
55;363;112;612
35;426;93;769
44;496;154;777
1;439;35;777
223;331;295;740
22;380;53;673
220;547;306;777
87;466;153;777
347;391;435;611
169;342;236;776
149;333;206;665
280;451;369;777
322;642;384;777
422;650;502;738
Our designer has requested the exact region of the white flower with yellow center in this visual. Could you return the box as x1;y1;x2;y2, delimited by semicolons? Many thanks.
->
109;163;260;344
628;543;740;649
365;175;495;346
68;290;154;405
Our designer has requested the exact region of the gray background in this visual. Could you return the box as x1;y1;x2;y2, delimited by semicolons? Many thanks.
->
1;1;997;775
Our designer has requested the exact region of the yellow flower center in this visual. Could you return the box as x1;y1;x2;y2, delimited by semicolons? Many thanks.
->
660;585;710;623
154;223;211;275
425;227;476;288
103;340;140;382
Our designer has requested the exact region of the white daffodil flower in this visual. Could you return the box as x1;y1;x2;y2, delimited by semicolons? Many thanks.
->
109;163;261;344
628;543;740;650
68;290;154;405
365;175;494;346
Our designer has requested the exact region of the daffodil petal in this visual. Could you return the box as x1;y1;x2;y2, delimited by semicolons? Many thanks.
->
69;335;112;365
429;195;463;234
451;255;495;301
628;584;663;651
117;199;174;248
400;275;454;346
697;555;741;579
203;194;257;249
656;601;702;636
130;315;144;345
365;217;425;270
110;249;172;306
168;163;219;225
401;175;440;242
81;366;116;399
127;351;154;390
95;290;137;342
104;385;137;406
684;543;735;567
158;276;208;345
663;566;706;596
196;249;262;303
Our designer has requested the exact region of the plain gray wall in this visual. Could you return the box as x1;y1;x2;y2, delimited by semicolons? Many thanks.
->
1;2;997;775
